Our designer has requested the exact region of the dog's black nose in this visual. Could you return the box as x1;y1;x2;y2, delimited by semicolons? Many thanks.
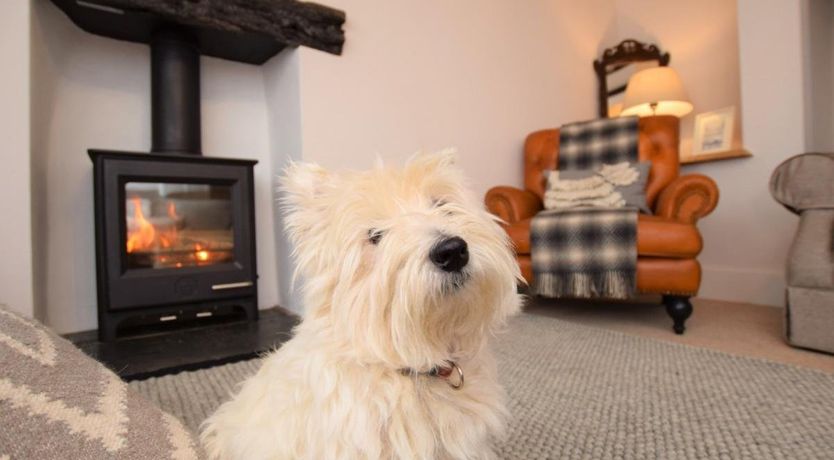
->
430;237;469;273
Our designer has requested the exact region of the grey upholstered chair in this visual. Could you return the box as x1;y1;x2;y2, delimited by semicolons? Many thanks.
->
770;153;834;354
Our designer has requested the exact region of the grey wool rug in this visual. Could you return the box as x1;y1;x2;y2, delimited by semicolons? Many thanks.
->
130;313;834;459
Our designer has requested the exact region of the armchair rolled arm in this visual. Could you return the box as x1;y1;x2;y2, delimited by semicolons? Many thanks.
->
655;174;720;224
485;186;543;224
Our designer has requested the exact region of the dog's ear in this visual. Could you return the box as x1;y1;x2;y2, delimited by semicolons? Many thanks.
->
279;162;334;255
405;148;468;191
406;148;458;175
279;161;331;208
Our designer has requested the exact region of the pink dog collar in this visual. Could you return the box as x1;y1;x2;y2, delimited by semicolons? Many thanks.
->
400;361;464;390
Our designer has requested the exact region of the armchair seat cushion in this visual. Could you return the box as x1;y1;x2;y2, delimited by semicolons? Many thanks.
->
508;213;701;258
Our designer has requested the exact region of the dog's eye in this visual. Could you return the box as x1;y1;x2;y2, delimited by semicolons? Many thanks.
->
368;229;383;245
432;198;454;215
432;198;448;208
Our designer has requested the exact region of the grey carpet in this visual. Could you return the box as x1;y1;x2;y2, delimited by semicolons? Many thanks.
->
130;313;834;459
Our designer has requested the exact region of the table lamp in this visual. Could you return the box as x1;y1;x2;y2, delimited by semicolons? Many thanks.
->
620;67;693;117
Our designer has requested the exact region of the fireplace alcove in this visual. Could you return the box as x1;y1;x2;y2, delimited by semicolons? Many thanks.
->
50;0;346;343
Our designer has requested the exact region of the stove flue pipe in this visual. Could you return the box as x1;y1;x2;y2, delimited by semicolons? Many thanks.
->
151;28;201;155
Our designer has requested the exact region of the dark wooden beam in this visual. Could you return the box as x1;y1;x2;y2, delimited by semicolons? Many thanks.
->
105;0;345;54
51;0;345;64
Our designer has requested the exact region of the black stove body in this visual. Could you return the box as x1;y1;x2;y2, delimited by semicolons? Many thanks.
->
90;150;258;341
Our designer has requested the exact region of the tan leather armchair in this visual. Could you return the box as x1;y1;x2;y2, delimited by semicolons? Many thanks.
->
485;116;719;333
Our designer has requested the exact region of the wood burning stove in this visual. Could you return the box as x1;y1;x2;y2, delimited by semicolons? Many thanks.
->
86;27;262;341
90;150;258;341
86;23;261;341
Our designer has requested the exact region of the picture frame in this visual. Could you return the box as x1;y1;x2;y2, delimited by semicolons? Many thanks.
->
692;107;735;155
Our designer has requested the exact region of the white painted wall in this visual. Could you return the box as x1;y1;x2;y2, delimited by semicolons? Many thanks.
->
263;51;305;314
30;0;279;333
293;0;614;208
692;0;806;306
803;0;834;152
0;0;35;318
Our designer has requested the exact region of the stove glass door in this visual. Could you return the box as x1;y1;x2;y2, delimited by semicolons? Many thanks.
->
124;182;234;269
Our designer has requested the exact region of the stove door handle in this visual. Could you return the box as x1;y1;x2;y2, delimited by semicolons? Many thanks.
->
211;281;254;291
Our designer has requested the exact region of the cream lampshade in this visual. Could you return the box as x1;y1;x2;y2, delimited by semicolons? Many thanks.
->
620;67;693;117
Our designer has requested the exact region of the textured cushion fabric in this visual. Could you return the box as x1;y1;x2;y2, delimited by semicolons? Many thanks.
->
0;305;204;459
615;162;652;214
787;210;834;289
770;152;834;214
547;162;652;214
544;168;624;209
786;287;834;354
770;153;834;354
508;214;701;258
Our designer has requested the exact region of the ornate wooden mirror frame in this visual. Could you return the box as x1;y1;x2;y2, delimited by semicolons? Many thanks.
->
594;39;670;118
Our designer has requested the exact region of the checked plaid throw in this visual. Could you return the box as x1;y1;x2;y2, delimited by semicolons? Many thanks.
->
531;116;639;299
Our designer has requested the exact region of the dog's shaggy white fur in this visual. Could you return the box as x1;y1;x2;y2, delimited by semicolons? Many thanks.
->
201;151;522;459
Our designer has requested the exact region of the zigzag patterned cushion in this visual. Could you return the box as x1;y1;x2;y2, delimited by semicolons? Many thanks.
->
0;305;204;459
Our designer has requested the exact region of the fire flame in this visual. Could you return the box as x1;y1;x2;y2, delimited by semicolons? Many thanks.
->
167;201;180;220
126;197;156;253
125;198;220;265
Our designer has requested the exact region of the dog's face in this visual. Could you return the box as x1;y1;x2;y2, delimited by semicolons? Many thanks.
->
281;151;521;370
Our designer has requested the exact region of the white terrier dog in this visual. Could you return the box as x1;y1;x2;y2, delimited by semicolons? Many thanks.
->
201;151;522;459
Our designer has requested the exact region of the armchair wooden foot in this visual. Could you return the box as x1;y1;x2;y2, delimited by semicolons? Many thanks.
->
663;295;693;334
